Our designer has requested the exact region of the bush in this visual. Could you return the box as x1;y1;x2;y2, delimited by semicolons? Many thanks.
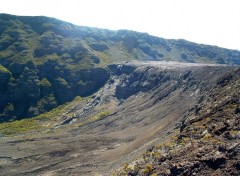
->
0;64;11;74
40;78;52;87
142;164;153;174
0;118;39;135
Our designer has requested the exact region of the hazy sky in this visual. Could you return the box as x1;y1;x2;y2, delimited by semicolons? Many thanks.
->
0;0;240;50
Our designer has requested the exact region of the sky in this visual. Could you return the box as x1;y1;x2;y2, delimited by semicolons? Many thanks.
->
0;0;240;50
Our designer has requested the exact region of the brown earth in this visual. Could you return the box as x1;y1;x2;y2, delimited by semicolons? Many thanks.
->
0;61;238;176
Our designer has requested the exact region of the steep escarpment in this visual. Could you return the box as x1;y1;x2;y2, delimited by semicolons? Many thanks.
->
0;62;109;122
0;62;237;176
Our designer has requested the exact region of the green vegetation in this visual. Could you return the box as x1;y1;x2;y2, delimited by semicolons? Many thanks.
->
90;110;111;121
0;96;83;135
55;77;69;87
35;96;83;121
0;95;110;136
3;103;14;114
40;78;52;87
77;110;111;127
0;14;240;122
0;64;11;74
0;118;40;135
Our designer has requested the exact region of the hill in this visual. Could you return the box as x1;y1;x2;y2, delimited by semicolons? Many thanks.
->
0;61;239;175
0;14;240;122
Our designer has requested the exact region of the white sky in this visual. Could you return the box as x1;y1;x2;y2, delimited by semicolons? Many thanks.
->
0;0;240;50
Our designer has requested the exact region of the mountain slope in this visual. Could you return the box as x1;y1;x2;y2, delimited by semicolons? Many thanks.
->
0;13;240;122
0;61;238;175
1;13;240;65
115;66;240;176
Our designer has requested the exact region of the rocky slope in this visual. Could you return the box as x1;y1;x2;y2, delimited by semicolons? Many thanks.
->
1;14;240;122
0;61;238;176
115;66;240;176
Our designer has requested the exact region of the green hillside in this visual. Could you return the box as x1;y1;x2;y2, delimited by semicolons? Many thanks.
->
0;13;239;122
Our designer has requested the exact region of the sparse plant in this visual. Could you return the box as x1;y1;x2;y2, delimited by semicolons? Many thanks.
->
142;164;153;174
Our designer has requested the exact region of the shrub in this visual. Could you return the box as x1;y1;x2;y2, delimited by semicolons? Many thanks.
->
142;164;153;174
0;64;11;74
0;118;39;135
40;78;52;87
78;110;111;127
